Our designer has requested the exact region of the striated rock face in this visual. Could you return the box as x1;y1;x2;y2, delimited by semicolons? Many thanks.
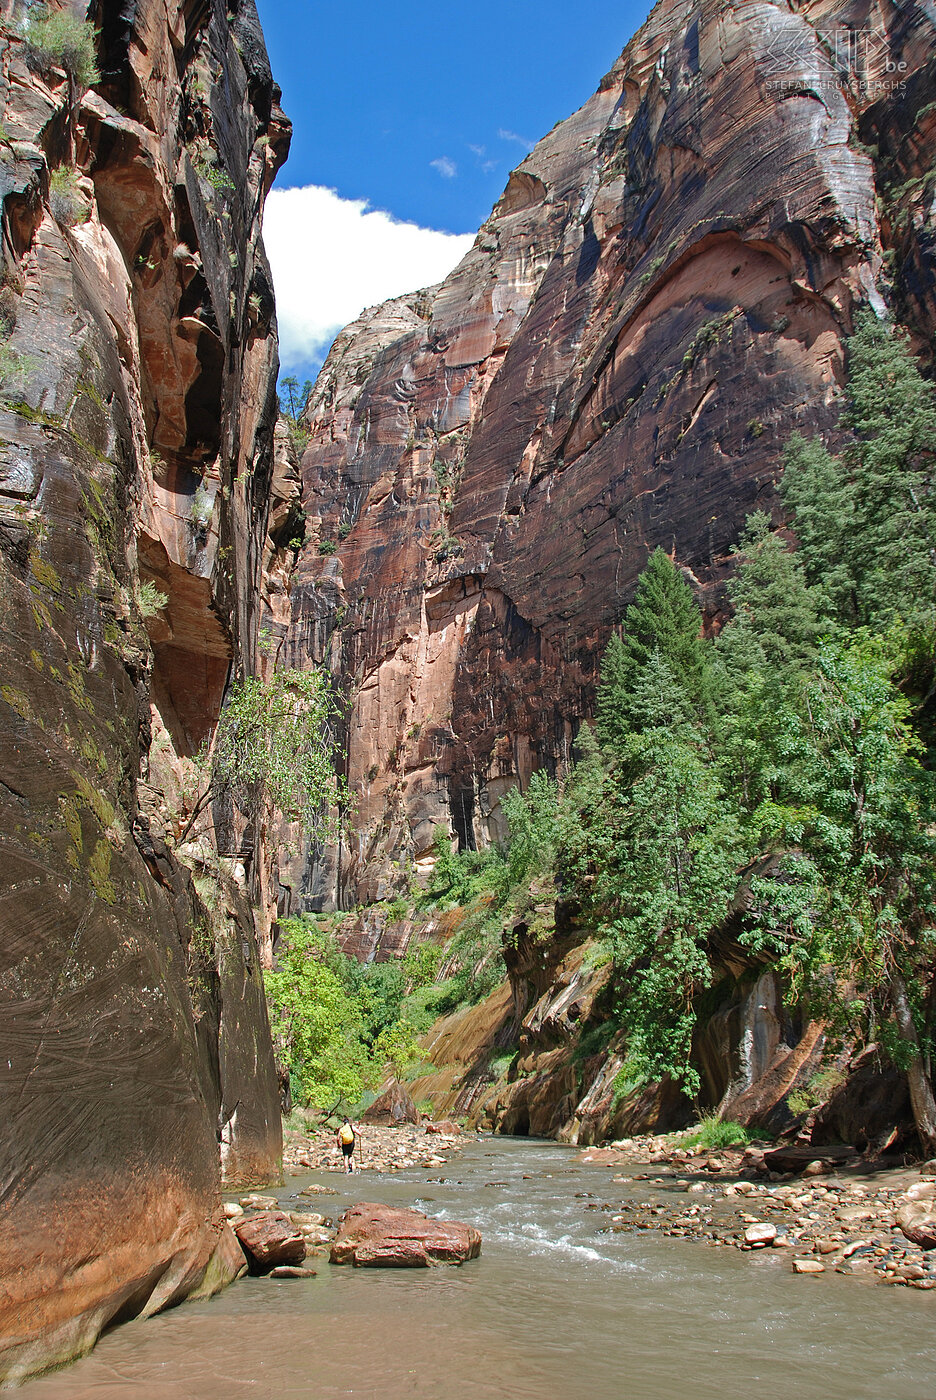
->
0;0;289;1381
285;0;936;911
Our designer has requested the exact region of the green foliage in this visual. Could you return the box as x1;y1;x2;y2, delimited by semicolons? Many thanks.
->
22;7;99;89
781;311;936;629
714;512;831;811
498;769;559;895
719;512;828;681
372;1017;422;1079
49;167;88;227
432;902;506;1012
189;483;212;532
137;580;169;618
355;958;405;1044
208;669;344;838
402;940;443;990
741;631;936;1019
787;1064;846;1117
488;1048;518;1078
595;549;712;749
572;1020;616;1063
595;659;746;1093
400;977;456;1033
265;918;441;1109
317;538;337;555
681;1116;752;1149
610;1061;645;1110
0;343;36;395
279;375;312;422
562;312;936;1121
265;922;373;1109
278;377;312;455
422;825;501;908
193;153;235;197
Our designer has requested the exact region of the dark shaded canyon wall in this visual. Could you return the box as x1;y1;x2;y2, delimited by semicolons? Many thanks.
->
283;0;936;913
0;0;289;1381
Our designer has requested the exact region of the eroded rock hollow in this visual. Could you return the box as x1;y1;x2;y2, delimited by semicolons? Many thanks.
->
0;0;290;1381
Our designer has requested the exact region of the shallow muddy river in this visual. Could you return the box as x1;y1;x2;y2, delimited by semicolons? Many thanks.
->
19;1138;936;1399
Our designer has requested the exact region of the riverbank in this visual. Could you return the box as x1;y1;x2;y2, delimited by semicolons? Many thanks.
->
580;1133;936;1287
282;1120;472;1175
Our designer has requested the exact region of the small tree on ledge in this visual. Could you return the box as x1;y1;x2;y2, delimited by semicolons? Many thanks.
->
180;667;345;845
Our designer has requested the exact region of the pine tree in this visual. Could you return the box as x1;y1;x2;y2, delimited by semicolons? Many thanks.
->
713;513;828;814
594;631;631;753
843;309;936;625
594;549;713;748
744;633;936;1151
718;512;829;682
781;311;936;628
596;656;746;1093
779;433;857;622
626;648;696;737
622;548;711;716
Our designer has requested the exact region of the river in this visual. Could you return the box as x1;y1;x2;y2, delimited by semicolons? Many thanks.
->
17;1137;936;1399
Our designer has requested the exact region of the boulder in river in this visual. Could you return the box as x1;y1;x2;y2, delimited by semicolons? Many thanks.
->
330;1203;481;1267
234;1212;307;1273
362;1081;420;1126
897;1202;936;1250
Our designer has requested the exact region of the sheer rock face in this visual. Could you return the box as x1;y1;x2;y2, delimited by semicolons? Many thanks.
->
287;0;936;910
0;0;289;1381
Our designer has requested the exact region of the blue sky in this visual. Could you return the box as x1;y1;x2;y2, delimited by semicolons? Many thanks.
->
255;0;651;391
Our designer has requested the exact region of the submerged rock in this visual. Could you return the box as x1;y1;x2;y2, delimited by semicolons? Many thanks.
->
330;1203;481;1267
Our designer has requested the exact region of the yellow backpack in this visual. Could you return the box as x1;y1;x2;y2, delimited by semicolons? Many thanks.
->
339;1123;354;1145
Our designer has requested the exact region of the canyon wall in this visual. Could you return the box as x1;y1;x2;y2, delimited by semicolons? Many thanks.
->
285;0;936;914
0;0;289;1381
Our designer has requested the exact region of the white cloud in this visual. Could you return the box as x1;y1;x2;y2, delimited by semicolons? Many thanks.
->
430;156;457;178
263;185;474;372
498;127;535;151
468;143;498;174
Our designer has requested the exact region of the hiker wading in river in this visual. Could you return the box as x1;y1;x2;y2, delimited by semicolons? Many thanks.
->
337;1117;356;1172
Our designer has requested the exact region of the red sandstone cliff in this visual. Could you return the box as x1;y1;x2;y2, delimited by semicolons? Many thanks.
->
284;0;936;914
0;0;289;1381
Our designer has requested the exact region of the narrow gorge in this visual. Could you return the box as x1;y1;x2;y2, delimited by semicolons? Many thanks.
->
1;0;936;1387
279;0;936;1145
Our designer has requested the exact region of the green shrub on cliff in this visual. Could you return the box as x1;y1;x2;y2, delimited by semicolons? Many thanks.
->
22;7;100;90
49;167;88;227
181;667;346;845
